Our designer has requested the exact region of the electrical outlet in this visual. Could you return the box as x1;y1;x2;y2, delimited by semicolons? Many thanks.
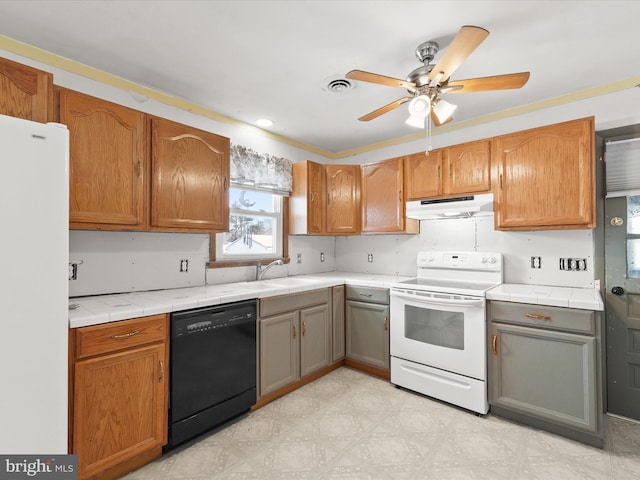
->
320;252;325;262
179;259;189;272
68;263;78;280
297;253;302;264
531;256;541;269
367;254;374;263
559;257;587;271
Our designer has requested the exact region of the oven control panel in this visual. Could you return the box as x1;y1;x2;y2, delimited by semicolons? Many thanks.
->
416;251;502;271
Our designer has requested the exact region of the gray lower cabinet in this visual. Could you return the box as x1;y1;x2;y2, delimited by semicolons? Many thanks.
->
488;300;604;447
346;285;390;370
259;289;331;397
332;285;345;362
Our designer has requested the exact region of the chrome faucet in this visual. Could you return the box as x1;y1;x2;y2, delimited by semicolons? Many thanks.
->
256;259;284;280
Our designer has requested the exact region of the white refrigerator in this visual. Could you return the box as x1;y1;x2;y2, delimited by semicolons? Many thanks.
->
0;114;69;454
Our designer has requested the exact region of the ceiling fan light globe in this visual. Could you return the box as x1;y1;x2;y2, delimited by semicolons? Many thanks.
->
408;95;431;118
405;115;425;129
432;98;458;123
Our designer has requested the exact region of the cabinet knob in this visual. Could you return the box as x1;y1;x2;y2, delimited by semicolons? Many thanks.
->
611;286;625;296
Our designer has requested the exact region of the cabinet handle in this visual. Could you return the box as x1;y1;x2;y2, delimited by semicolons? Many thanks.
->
111;330;140;339
310;192;315;203
499;173;503;190
302;321;306;336
293;325;297;339
137;159;142;178
384;316;388;331
525;313;551;321
224;177;228;191
437;165;441;180
359;292;373;298
159;360;164;383
491;334;498;355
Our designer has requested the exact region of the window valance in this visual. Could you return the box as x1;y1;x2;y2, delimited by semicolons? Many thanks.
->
230;144;293;196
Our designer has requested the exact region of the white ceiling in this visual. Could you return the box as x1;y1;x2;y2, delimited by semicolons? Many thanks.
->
0;1;639;154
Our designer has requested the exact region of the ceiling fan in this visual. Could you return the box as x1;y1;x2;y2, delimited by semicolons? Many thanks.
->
346;26;530;128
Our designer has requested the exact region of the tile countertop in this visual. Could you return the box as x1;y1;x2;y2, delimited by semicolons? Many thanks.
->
68;272;412;329
486;283;604;311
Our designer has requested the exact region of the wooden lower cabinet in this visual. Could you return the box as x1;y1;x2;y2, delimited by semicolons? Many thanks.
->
258;289;332;398
70;314;169;480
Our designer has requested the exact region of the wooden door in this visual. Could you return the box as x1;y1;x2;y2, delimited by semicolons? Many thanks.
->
403;150;444;200
151;117;229;231
361;157;404;233
325;164;360;234
605;195;640;421
60;89;146;229
259;312;300;396
0;57;53;122
494;117;595;230
73;343;167;479
290;160;324;234
300;303;330;377
445;139;491;195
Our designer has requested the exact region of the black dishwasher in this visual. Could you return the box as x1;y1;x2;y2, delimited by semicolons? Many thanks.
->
166;299;256;450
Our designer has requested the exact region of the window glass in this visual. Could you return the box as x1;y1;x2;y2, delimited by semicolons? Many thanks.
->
217;187;282;259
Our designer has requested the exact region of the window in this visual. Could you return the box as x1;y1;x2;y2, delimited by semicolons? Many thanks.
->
216;187;283;260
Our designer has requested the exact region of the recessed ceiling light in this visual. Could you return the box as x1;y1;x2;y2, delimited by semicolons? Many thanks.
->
255;118;274;127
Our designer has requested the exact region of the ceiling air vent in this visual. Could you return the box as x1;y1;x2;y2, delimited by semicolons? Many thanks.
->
323;75;355;94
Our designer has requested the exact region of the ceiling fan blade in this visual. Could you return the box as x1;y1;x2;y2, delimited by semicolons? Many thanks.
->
446;72;530;93
428;26;489;83
358;97;412;122
346;70;416;92
430;110;454;127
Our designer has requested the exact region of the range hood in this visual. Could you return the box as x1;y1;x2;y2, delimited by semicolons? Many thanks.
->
406;193;494;219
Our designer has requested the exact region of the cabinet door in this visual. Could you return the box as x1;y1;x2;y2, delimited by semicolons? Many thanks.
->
325;165;360;234
494;117;595;230
361;157;405;233
332;285;345;362
403;149;444;200
489;322;597;433
73;343;167;479
61;90;146;229
346;300;390;370
300;304;331;377
0;57;53;122
259;311;300;396
445;139;491;195
290;160;324;234
151;117;230;231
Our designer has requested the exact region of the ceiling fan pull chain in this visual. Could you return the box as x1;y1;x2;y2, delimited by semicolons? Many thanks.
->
425;116;432;156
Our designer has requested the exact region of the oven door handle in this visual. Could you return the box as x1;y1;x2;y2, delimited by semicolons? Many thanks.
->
391;291;485;307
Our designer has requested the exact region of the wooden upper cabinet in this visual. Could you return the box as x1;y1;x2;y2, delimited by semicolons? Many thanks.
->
290;160;325;234
403;149;444;200
325;164;360;234
445;139;491;195
361;157;416;233
493;117;595;230
0;57;53;122
150;117;230;231
60;89;146;229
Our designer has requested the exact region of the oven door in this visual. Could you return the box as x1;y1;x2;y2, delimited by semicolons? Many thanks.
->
390;287;486;380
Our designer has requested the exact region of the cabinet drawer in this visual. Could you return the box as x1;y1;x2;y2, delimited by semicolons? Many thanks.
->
489;301;594;335
74;314;168;359
346;285;389;305
260;288;329;318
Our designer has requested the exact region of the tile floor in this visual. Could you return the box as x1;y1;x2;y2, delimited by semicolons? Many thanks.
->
123;367;640;479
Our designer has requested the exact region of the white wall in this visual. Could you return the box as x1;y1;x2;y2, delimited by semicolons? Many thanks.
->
4;47;632;296
335;215;595;288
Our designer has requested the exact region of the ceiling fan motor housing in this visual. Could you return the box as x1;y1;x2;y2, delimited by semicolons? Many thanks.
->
407;41;439;87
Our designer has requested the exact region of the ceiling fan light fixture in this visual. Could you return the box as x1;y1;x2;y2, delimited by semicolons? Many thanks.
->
407;95;431;118
405;114;426;129
432;98;458;124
